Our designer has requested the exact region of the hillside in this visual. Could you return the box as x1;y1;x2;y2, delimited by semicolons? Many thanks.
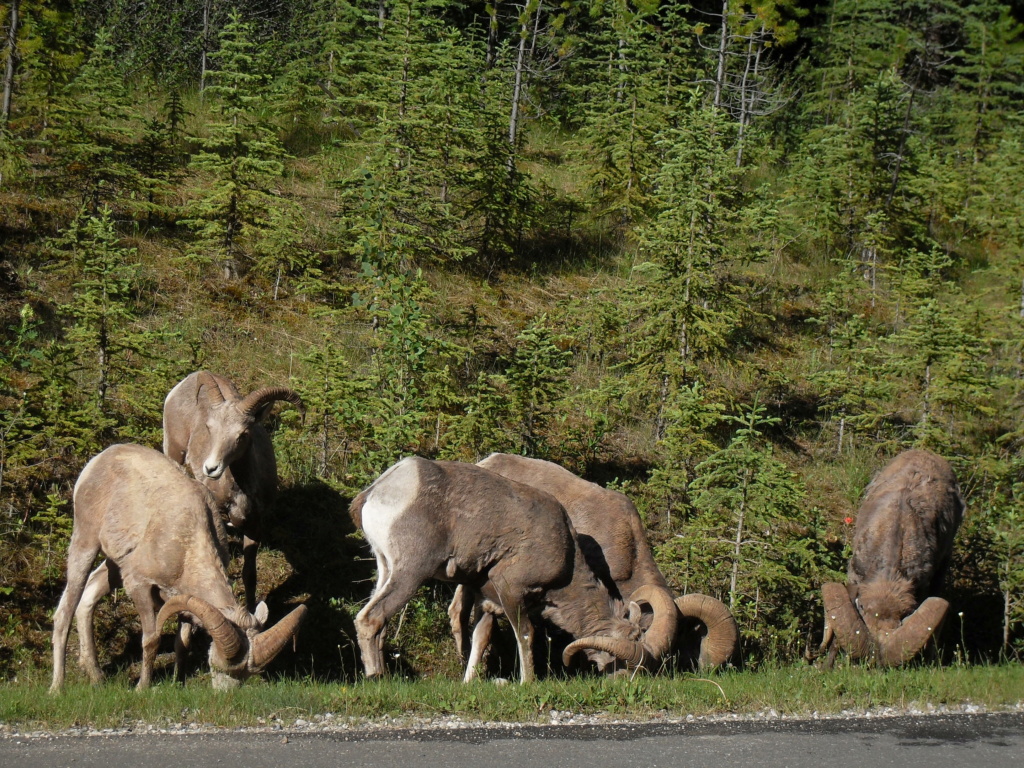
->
0;1;1022;681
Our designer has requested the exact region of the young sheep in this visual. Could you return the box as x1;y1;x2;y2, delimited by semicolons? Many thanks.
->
50;444;306;692
350;457;676;683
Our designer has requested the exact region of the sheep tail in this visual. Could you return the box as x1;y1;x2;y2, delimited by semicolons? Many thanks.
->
349;489;370;529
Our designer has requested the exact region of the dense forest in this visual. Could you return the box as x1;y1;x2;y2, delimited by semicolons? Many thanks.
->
1;0;1023;683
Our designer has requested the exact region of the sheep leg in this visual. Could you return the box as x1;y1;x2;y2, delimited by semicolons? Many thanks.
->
174;619;195;684
810;613;835;664
463;609;496;683
354;555;425;678
50;532;102;693
241;533;259;614
503;598;536;684
487;576;535;684
75;561;122;684
448;584;473;664
824;637;840;669
132;584;161;690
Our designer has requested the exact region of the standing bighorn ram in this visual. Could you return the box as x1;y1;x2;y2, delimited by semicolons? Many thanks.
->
447;454;738;680
819;449;964;667
162;370;302;613
50;445;306;692
350;457;676;683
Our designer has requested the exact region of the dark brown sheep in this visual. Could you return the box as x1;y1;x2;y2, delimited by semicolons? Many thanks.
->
820;449;965;666
350;457;676;683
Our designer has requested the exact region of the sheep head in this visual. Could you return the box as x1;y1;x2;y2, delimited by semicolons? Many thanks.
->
562;585;678;673
157;595;307;688
194;371;303;482
821;581;948;667
855;580;917;637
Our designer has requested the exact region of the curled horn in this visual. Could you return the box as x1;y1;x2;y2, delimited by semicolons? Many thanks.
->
239;387;305;418
248;605;308;672
821;582;871;659
876;597;949;667
675;593;739;669
157;595;245;664
629;585;679;662
562;635;653;670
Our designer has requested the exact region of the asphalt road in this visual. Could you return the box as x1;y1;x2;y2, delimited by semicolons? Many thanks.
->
2;713;1022;768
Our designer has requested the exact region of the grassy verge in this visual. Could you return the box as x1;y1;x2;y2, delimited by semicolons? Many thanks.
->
2;664;1022;731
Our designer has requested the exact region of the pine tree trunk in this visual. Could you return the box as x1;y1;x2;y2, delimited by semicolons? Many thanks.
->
885;77;918;210
730;467;750;611
1004;562;1011;653
529;0;543;60
2;0;20;126
200;0;213;93
735;30;755;167
97;319;109;407
921;362;932;429
508;12;529;173
714;0;729;110
617;37;626;103
735;27;765;168
486;1;500;68
319;414;329;477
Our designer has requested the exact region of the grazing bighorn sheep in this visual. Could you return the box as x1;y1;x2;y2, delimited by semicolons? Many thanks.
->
50;444;306;692
162;370;302;613
350;457;676;683
819;449;964;667
447;454;738;681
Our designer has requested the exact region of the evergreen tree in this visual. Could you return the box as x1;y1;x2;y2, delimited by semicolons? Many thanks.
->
621;94;747;436
674;398;813;656
979;445;1024;655
331;1;492;268
644;381;726;528
446;314;572;459
886;246;992;451
49;28;141;214
46;208;171;442
503;314;573;456
807;265;896;454
184;10;292;279
281;330;374;493
349;214;464;470
2;0;83;136
570;2;667;234
946;1;1024;165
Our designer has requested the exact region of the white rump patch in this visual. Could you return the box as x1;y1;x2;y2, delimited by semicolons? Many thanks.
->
360;457;421;557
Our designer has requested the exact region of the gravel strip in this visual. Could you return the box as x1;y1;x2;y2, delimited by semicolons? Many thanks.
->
3;700;1022;741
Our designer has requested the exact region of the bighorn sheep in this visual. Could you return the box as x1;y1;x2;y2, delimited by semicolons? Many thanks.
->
819;449;964;667
447;454;738;681
50;445;306;692
350;457;676;683
162;370;302;613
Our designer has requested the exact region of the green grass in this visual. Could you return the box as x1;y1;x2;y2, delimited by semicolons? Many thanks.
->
2;663;1022;731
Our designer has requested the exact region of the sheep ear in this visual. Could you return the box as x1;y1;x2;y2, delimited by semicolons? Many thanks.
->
254;402;275;422
254;601;269;626
627;601;642;624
